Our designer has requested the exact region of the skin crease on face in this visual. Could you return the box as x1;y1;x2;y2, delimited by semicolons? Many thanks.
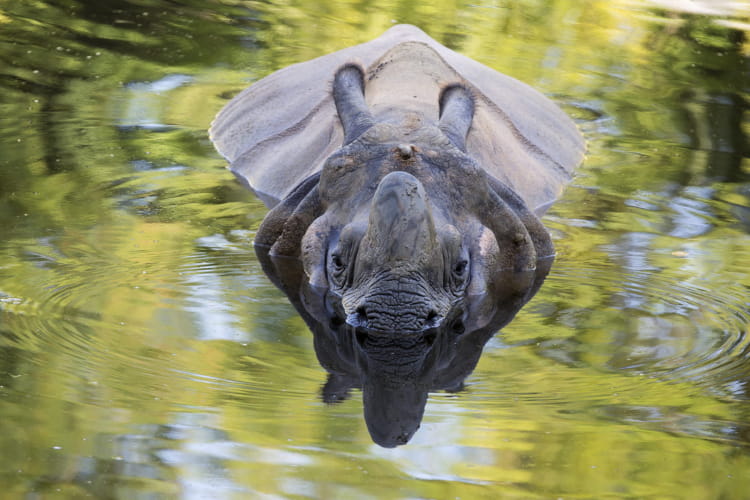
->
254;63;553;335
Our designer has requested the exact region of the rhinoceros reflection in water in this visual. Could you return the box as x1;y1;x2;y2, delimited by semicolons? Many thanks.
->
257;249;551;447
210;24;584;446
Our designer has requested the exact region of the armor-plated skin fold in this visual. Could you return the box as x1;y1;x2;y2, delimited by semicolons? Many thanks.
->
210;24;584;212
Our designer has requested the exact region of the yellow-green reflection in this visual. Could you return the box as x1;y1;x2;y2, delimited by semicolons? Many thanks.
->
0;0;748;498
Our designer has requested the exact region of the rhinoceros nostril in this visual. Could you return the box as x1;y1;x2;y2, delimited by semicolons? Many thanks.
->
345;305;369;329
356;305;368;322
425;310;438;326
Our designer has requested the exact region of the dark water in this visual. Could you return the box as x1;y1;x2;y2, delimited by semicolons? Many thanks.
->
0;0;748;498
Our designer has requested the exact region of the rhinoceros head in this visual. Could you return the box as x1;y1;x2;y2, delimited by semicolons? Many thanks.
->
255;65;553;336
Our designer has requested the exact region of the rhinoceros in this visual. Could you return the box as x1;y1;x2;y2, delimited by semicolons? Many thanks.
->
211;23;584;447
210;24;584;335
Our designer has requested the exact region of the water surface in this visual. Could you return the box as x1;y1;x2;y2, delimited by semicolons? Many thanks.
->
0;0;749;498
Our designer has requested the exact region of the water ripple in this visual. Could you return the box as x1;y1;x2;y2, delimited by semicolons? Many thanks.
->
540;259;750;397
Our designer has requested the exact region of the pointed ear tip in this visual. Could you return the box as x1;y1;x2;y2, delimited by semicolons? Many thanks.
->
438;82;474;110
335;62;367;81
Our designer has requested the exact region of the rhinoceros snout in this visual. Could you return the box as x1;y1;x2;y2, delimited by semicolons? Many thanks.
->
345;171;448;333
346;300;441;333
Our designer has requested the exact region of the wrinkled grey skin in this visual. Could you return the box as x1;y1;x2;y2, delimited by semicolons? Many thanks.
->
255;64;554;335
256;247;551;447
211;25;583;448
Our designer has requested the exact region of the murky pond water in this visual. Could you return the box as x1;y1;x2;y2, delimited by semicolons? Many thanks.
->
1;0;749;498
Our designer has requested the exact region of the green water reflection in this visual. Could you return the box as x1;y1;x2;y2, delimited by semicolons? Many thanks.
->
0;0;748;498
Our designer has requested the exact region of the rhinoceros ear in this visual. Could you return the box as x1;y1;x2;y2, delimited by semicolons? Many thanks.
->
255;172;323;256
438;84;474;152
333;64;374;145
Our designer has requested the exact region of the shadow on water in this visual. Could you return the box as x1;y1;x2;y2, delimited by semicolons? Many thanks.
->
256;247;551;447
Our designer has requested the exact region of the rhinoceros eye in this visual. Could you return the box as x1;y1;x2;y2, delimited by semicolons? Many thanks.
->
329;251;348;289
449;257;470;293
328;224;363;290
331;254;345;271
453;260;468;276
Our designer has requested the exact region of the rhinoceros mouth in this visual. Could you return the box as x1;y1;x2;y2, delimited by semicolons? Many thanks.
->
354;327;438;351
343;273;448;333
345;300;442;333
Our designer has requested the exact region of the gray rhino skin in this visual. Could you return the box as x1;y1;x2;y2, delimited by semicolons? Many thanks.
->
257;249;551;447
210;24;584;334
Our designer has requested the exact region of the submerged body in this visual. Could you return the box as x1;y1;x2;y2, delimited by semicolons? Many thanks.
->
210;25;584;446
